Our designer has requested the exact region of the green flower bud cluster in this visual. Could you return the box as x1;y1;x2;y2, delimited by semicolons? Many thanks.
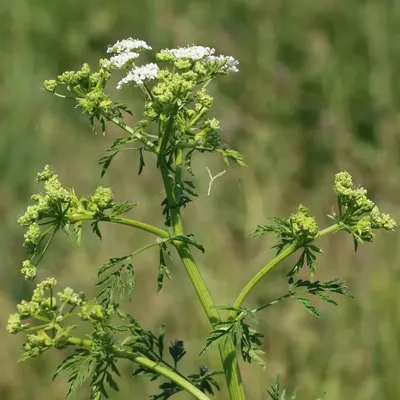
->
57;287;84;306
23;331;53;357
334;172;396;243
23;223;41;254
193;118;221;149
18;165;71;226
151;70;197;109
45;63;109;95
370;206;396;230
290;205;319;242
44;61;129;124
76;89;114;118
7;313;26;334
87;186;114;212
196;88;214;108
7;278;57;334
36;165;55;182
18;166;75;271
7;277;113;358
21;260;37;280
80;302;109;322
334;172;374;214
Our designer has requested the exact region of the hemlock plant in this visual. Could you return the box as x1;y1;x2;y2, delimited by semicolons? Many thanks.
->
7;38;396;399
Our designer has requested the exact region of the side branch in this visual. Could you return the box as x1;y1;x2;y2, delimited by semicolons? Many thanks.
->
68;214;169;239
67;337;210;400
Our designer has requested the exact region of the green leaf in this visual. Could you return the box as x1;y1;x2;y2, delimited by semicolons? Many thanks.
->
73;221;82;247
98;256;131;276
53;349;96;397
110;202;136;217
172;234;205;253
96;255;135;305
268;375;297;400
201;323;232;354
99;136;135;177
157;248;171;292
294;296;320;318
157;324;166;359
138;148;145;175
126;263;135;302
217;148;246;166
169;340;186;368
91;221;102;240
99;149;119;178
188;366;223;395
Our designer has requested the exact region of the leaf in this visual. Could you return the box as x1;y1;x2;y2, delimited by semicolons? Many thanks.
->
73;221;82;247
150;382;181;400
294;296;320;318
188;366;223;395
169;340;186;368
53;349;96;397
99;150;119;178
238;322;266;367
217;148;246;166
99;136;134;177
96;255;135;305
89;352;121;400
157;248;171;292
98;256;131;276
268;375;297;400
157;324;166;359
91;221;102;240
172;234;205;253
126;263;135;302
110;202;136;217
182;180;198;197
138;148;145;175
246;348;266;368
253;217;295;255
201;323;232;354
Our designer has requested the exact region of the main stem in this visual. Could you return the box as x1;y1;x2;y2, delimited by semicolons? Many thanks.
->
159;147;245;400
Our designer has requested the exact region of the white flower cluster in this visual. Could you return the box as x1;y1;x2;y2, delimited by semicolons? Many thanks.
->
207;55;239;73
104;51;139;69
117;63;159;89
162;45;239;72
166;45;215;60
107;38;151;54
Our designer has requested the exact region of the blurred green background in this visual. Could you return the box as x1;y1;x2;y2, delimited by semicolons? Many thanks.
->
1;0;400;399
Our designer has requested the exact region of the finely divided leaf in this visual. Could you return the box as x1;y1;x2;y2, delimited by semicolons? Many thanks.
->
172;234;205;253
73;221;82;247
53;349;96;397
157;248;171;292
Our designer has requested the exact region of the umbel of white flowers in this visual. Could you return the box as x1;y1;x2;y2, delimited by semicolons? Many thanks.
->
104;38;239;89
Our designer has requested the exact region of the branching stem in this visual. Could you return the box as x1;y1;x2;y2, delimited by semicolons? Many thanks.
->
66;337;210;400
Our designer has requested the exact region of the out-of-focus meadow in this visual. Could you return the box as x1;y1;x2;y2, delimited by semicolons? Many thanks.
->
1;0;400;399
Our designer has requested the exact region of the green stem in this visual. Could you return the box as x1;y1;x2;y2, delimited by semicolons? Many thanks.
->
109;117;158;151
157;114;175;154
68;214;169;239
233;224;341;311
159;148;245;400
66;337;210;400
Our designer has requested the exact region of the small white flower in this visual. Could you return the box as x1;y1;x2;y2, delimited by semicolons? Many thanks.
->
166;45;215;61
117;63;159;89
107;38;151;54
207;55;239;73
104;51;139;69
